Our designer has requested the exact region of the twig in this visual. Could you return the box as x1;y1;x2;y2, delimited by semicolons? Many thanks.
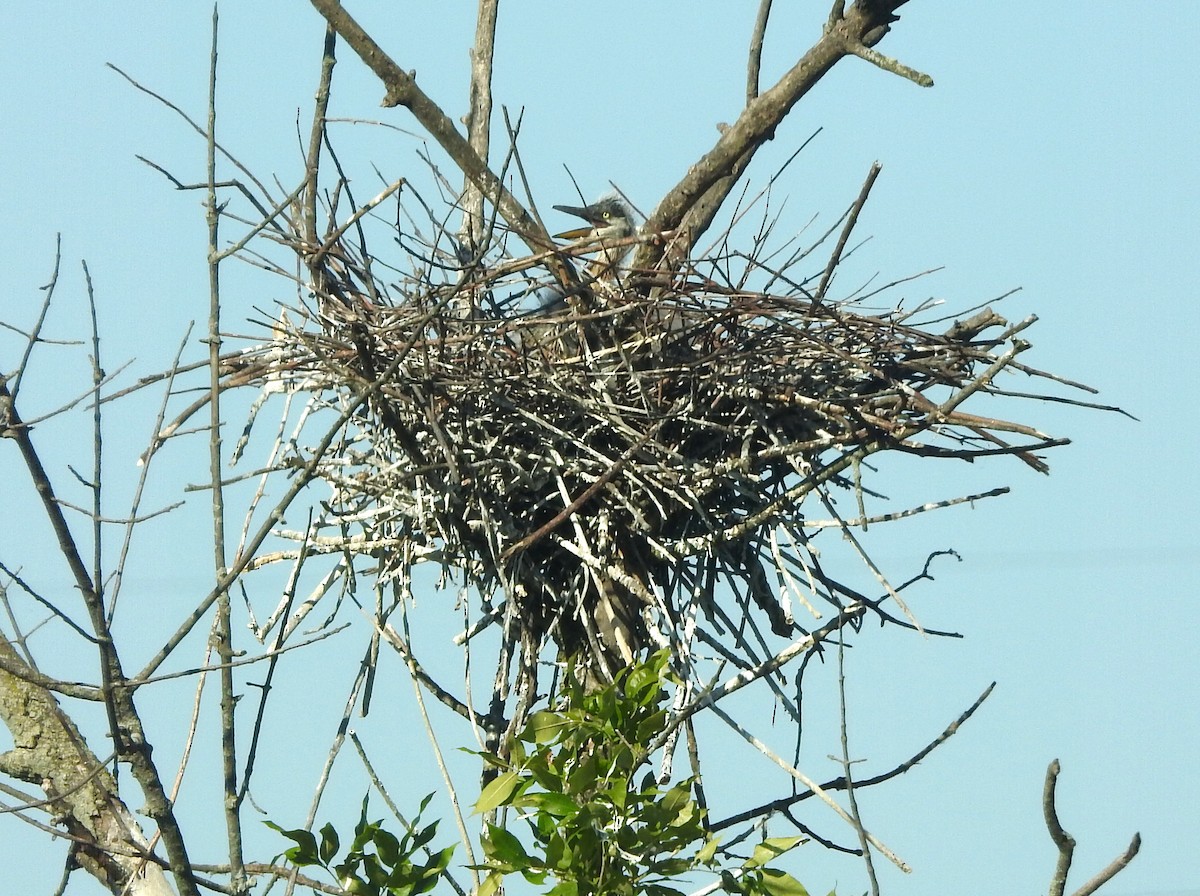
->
462;0;499;248
707;701;909;872
1044;759;1075;896
836;631;879;895
1070;834;1141;896
746;0;773;103
711;682;996;831
398;604;480;887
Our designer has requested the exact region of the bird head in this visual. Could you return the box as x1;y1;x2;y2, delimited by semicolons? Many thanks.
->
552;197;635;241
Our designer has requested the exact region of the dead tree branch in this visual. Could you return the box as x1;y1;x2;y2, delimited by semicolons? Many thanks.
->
635;0;930;272
1044;760;1140;896
306;0;558;261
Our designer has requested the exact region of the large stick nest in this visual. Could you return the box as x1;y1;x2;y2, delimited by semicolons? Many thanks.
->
238;208;1067;682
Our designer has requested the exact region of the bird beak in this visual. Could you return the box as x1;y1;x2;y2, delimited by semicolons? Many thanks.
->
552;203;603;239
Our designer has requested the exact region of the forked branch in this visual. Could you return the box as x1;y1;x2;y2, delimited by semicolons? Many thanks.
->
306;0;558;261
635;0;930;271
1043;760;1140;896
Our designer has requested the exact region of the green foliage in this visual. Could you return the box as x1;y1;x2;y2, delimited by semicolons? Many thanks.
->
268;794;454;896
473;651;810;896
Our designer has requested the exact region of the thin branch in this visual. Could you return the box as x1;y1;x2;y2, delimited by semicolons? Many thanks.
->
746;0;773;103
6;235;62;406
1044;759;1075;896
707;701;909;872
836;631;879;896
1070;834;1141;896
462;0;499;248
847;41;933;86
817;162;882;299
398;604;480;886
107;61;280;216
711;682;996;831
304;24;338;252
201;9;246;890
378;624;473;721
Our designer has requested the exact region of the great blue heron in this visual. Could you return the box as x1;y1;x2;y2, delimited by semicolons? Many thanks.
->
552;198;636;264
485;198;638;356
529;197;637;314
530;196;638;311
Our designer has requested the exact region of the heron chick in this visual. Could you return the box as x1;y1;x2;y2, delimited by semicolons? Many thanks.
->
553;197;636;275
526;197;636;315
552;197;636;244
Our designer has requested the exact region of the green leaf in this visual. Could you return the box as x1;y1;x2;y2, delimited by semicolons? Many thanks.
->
758;868;810;896
746;837;805;868
523;710;573;744
424;844;455;877
519;867;549;885
384;862;416;893
566;756;599;795
695;836;720;864
374;827;401;867
624;664;658;701
472;873;501;896
476;871;504;896
475;769;524;814
411;820;439;852
515;790;579;818
659;782;692;814
362;854;389;887
352;819;382;853
319;822;341;865
342;876;376;896
644;886;687;896
484;823;531;867
648;858;692;876
265;823;321;866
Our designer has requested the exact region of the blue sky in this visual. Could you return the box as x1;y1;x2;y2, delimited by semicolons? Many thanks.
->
2;4;1196;896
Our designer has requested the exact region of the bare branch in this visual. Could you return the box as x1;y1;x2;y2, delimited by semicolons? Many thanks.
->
199;10;247;890
635;1;925;271
847;40;934;86
306;0;559;260
1044;760;1140;896
817;162;882;299
1070;834;1141;896
707;700;910;872
462;0;500;248
836;633;880;895
0;639;175;896
712;681;996;832
746;0;773;103
304;24;338;252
